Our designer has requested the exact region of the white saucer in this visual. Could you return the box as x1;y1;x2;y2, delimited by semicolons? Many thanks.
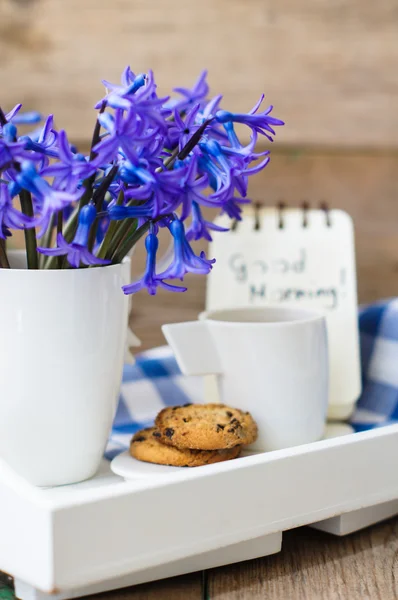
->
110;451;186;479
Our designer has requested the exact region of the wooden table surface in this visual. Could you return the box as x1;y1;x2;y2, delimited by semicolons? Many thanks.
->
81;279;398;600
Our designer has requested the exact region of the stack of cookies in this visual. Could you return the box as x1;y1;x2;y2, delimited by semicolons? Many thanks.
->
130;403;258;467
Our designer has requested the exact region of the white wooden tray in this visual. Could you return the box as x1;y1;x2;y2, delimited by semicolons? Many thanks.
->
1;423;398;600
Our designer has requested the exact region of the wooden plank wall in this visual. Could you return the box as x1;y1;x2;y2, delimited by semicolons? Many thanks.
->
1;0;398;305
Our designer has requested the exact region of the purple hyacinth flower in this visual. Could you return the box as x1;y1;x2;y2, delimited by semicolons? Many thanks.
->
19;115;58;168
95;68;147;110
38;204;111;268
0;183;34;238
0;138;33;169
177;157;225;221
1;105;42;134
40;130;96;187
19;115;59;160
186;201;228;242
221;124;270;162
16;161;83;232
197;140;235;198
199;137;268;203
93;108;159;166
167;70;209;111
120;162;185;217
167;104;201;150
221;195;251;220
123;230;187;295
158;219;215;280
215;95;284;141
109;202;155;220
197;94;223;125
0;125;36;169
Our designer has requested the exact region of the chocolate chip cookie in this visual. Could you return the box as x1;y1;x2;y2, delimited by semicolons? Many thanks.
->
155;403;258;450
130;427;242;467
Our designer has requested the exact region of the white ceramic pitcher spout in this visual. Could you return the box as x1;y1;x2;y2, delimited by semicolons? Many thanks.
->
162;306;329;452
162;320;223;376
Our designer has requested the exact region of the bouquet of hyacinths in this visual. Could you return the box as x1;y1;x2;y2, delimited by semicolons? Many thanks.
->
0;68;283;295
0;68;284;487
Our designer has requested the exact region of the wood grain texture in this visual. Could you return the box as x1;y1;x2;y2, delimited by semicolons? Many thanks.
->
72;573;202;600
0;0;398;148
207;520;398;600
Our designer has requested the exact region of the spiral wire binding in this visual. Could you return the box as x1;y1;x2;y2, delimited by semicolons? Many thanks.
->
302;201;310;228
229;201;331;231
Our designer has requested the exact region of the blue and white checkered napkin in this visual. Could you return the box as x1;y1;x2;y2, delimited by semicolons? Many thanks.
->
350;299;398;431
106;299;398;459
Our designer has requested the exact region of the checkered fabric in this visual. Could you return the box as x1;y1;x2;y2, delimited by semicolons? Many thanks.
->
105;299;398;459
105;346;204;459
351;299;398;432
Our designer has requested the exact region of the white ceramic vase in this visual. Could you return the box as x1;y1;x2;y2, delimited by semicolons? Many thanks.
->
0;252;130;487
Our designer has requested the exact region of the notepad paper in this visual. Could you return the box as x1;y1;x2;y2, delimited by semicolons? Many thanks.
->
206;207;362;420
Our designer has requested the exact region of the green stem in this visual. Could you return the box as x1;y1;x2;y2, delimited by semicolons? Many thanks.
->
39;212;56;268
107;218;138;260
96;189;125;259
89;101;106;161
63;101;107;243
56;211;63;269
111;221;150;264
44;206;79;269
19;190;38;269
102;195;146;259
92;165;118;210
160;147;179;171
0;239;10;268
111;214;169;264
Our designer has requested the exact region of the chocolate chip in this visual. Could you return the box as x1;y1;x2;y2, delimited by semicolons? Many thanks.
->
226;411;233;418
183;403;192;407
152;431;161;438
216;424;225;432
183;418;189;423
230;418;241;427
165;428;175;438
134;436;146;442
228;428;236;433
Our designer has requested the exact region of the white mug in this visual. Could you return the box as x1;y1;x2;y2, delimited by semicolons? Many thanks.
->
162;306;329;452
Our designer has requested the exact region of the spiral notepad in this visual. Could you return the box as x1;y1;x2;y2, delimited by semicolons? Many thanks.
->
206;205;362;420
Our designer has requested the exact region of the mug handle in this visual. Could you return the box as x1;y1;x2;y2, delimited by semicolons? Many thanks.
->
162;321;222;375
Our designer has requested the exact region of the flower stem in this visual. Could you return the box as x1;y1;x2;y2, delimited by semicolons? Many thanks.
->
19;190;38;269
89;101;106;161
104;198;147;259
161;147;179;170
92;165;118;210
56;211;63;269
107;218;138;261
0;240;10;268
111;214;169;264
111;220;151;264
96;189;124;259
39;212;56;268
